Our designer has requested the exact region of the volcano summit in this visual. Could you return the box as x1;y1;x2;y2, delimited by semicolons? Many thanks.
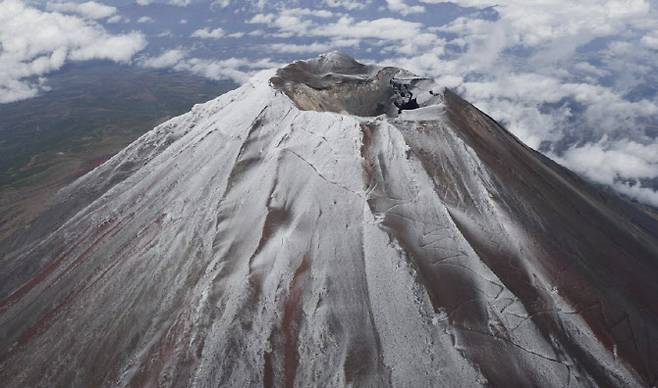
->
1;53;658;387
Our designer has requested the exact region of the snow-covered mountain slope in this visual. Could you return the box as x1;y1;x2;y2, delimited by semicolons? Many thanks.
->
1;53;658;387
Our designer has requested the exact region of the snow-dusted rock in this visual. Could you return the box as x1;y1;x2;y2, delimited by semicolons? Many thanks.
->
1;53;657;387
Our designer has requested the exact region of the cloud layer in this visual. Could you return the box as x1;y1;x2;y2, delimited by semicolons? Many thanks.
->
140;49;279;83
0;0;146;103
46;1;117;19
410;0;658;206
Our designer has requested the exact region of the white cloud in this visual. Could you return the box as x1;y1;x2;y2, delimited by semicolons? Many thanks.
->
554;138;658;206
156;30;173;38
169;0;192;6
613;182;658;208
191;27;225;39
137;16;154;23
0;0;146;103
557;138;658;184
267;38;359;54
250;14;427;41
641;31;658;50
213;0;231;8
140;49;186;68
46;1;117;19
267;42;334;53
323;0;369;10
249;12;444;54
284;8;334;18
315;17;424;40
386;0;425;15
140;49;280;83
106;14;125;23
248;13;275;24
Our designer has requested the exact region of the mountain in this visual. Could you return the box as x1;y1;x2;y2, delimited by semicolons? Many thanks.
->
1;52;657;387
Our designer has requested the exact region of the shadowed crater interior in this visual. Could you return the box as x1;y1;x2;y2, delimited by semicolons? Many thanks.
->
270;52;438;117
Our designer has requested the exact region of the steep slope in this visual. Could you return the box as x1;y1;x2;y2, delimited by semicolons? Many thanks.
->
1;53;657;387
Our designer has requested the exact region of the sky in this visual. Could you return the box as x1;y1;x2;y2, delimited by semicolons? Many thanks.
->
2;0;658;206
